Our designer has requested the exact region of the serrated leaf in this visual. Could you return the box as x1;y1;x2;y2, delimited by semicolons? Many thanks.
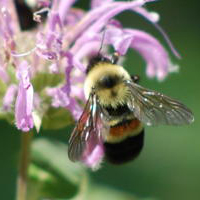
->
42;107;74;130
32;73;65;92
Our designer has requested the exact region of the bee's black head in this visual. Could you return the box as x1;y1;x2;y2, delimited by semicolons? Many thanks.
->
86;54;111;74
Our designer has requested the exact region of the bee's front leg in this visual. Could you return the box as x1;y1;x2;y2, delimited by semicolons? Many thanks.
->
131;75;140;83
111;52;120;64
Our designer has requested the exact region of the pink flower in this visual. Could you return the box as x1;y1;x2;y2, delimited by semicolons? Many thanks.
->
0;0;180;167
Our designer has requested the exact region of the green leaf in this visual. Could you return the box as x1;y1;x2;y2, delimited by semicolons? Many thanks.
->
7;64;17;83
85;184;138;200
0;79;7;108
80;184;156;200
28;164;78;200
32;73;65;92
0;79;14;123
0;112;15;125
0;79;7;98
69;182;157;200
31;138;86;184
29;139;155;200
42;107;74;130
29;138;88;199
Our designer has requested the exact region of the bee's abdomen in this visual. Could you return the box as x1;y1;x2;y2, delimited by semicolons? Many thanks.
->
104;129;144;164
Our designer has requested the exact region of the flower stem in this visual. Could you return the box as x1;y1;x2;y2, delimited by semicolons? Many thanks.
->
16;132;33;200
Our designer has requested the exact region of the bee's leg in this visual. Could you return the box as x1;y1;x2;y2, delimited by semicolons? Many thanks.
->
111;52;120;64
131;75;140;83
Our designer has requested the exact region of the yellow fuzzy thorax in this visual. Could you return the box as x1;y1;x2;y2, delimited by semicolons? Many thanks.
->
84;62;131;108
95;82;130;108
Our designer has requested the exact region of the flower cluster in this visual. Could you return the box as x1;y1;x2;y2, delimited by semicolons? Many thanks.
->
0;0;179;167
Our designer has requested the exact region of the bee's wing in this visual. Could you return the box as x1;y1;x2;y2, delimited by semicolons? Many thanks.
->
125;80;194;126
68;91;109;162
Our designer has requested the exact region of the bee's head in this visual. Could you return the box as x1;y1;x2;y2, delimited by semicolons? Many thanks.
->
86;54;111;74
84;60;131;107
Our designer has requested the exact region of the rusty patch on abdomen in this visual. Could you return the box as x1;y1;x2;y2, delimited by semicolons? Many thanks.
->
110;119;141;137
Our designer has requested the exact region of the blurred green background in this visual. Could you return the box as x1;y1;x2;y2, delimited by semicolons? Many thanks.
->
0;0;199;200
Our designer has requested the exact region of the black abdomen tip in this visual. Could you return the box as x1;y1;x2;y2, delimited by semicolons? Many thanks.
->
104;129;144;164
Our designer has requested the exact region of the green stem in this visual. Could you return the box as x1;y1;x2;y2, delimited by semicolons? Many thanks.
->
16;132;33;200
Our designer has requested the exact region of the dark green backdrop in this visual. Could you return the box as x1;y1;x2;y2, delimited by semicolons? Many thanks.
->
0;0;199;200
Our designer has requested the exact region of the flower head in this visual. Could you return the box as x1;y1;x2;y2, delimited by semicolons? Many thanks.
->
0;0;180;168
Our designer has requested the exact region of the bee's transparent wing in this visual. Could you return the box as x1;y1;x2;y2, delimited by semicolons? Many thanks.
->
68;91;109;162
125;80;194;126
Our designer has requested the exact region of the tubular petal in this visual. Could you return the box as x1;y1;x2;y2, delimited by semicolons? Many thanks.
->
15;61;34;132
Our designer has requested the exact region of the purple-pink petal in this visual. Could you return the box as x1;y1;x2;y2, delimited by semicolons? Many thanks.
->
0;56;9;82
125;29;172;80
15;61;34;132
81;131;104;170
82;143;104;170
73;40;102;60
46;87;70;108
104;25;175;80
36;31;62;60
70;0;154;56
48;11;62;32
64;8;85;26
0;67;9;83
65;0;142;44
46;87;83;120
38;0;51;7
49;62;59;73
62;51;74;96
105;26;133;55
133;7;180;58
85;0;146;34
3;84;17;111
91;0;113;9
66;98;83;121
133;7;160;23
0;7;16;51
58;0;76;24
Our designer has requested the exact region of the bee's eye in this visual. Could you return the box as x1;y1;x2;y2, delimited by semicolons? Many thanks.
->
100;76;117;88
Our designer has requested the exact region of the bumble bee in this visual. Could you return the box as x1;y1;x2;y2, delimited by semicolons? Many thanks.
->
68;52;194;164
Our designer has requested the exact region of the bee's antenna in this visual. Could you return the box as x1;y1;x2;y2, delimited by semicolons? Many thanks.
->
97;27;107;56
